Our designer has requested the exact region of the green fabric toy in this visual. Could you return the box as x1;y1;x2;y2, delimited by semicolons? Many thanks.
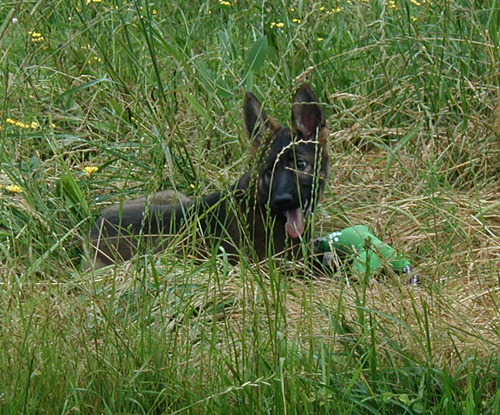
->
315;225;417;282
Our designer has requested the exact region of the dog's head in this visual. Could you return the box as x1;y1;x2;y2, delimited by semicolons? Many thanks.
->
243;84;329;239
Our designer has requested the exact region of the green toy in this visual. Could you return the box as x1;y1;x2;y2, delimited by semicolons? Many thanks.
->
315;225;417;282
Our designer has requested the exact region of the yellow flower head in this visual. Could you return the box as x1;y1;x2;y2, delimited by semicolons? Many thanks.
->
87;56;103;64
84;166;99;176
386;0;400;10
6;118;39;129
270;22;285;29
5;185;23;193
29;31;45;42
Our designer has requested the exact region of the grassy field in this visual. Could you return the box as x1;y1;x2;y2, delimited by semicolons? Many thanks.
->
1;0;499;413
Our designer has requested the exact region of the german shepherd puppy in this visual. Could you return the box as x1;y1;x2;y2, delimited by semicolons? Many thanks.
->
91;84;328;268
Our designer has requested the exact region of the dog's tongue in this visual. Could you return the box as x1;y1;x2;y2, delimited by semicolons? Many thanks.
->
285;208;304;239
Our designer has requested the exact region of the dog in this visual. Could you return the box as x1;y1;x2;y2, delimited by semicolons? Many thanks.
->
90;84;329;268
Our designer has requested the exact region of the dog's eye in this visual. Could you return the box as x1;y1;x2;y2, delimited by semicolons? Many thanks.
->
296;160;308;171
265;168;273;179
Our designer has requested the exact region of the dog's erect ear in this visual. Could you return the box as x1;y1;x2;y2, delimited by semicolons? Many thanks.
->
244;92;271;144
292;84;326;141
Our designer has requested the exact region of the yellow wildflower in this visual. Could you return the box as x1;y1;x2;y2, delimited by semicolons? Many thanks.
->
6;118;39;129
386;0;399;10
5;185;23;193
219;0;232;5
292;18;301;23
270;22;285;29
317;37;324;42
87;56;102;64
29;31;45;42
83;166;99;176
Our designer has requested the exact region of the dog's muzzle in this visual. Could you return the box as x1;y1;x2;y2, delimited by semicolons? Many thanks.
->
273;194;311;239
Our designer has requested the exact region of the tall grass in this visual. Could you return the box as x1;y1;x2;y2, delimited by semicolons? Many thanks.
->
1;0;499;413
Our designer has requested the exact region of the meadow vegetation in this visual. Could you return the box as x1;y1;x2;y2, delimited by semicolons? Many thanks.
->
0;0;499;413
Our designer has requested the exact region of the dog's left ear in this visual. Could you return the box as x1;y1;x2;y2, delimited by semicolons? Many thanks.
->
244;92;281;155
244;92;271;144
292;84;326;142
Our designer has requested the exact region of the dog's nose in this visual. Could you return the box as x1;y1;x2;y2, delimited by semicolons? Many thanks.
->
273;194;294;210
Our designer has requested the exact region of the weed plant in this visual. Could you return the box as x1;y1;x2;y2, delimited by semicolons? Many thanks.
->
0;0;499;413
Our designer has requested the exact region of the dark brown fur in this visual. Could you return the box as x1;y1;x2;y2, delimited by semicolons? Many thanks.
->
90;84;328;268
